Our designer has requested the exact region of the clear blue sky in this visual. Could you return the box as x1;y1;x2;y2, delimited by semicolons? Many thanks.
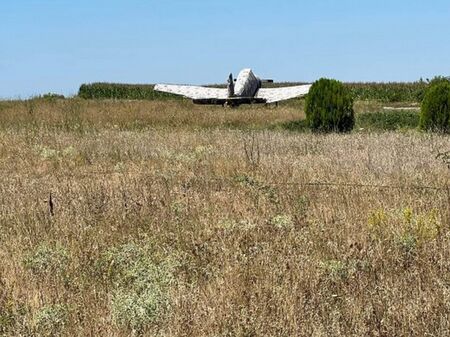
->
1;0;449;98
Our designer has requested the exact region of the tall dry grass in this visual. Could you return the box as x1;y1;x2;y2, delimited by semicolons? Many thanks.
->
0;98;449;336
0;98;390;132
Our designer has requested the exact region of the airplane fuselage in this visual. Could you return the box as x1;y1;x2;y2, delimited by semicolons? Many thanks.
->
214;68;266;106
232;69;262;98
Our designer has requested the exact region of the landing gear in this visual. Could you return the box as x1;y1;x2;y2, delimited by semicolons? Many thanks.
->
265;102;279;109
224;101;238;109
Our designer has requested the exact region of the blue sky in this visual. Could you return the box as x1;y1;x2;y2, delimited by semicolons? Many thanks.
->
1;0;449;98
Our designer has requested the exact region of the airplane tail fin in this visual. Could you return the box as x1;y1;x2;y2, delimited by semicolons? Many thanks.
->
227;73;235;97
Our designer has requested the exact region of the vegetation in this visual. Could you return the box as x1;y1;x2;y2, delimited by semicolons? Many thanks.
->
274;81;428;102
0;98;448;336
34;305;68;336
0;98;424;133
420;78;450;132
23;244;69;277
348;81;427;102
99;242;175;331
305;78;355;132
356;109;420;131
78;82;177;100
42;93;65;100
78;81;429;103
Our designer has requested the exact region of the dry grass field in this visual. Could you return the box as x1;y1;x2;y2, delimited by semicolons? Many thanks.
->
0;98;449;336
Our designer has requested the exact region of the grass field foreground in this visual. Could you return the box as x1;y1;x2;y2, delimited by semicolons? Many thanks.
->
0;98;449;336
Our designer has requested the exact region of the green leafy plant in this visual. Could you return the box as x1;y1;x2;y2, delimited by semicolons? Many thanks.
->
320;260;349;282
420;78;450;132
305;78;355;132
98;242;175;332
111;286;168;332
270;214;294;230
367;207;441;250
24;244;69;277
35;305;68;336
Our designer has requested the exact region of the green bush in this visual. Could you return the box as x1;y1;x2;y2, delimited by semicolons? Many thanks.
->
427;76;450;88
420;78;450;132
305;78;355;132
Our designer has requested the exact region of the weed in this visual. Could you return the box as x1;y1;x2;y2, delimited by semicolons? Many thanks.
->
171;201;186;218
436;150;450;169
367;209;388;237
242;132;261;168
294;195;310;220
99;242;175;332
24;244;69;277
235;174;279;205
320;260;348;282
270;214;294;230
397;232;417;258
111;286;168;332
34;305;68;336
367;207;442;258
217;219;258;231
0;307;15;334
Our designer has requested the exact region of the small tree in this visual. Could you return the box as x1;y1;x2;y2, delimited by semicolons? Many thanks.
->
305;78;354;132
420;78;450;132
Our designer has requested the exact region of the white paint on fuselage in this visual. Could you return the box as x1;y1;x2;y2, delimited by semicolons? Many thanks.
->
233;69;261;98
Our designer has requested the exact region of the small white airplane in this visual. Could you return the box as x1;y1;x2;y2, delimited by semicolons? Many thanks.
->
154;68;311;106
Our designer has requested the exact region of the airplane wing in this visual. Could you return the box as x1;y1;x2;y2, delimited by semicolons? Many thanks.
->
256;85;312;103
154;84;228;100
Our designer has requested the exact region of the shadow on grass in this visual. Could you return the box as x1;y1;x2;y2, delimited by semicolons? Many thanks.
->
274;119;309;132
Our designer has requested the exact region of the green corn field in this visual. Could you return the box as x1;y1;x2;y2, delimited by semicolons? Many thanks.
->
78;81;429;103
